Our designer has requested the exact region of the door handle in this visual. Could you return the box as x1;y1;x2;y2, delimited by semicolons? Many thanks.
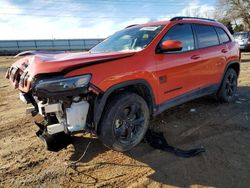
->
191;55;200;60
221;49;228;53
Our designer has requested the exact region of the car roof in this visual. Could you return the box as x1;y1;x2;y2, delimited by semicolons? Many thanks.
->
130;19;223;28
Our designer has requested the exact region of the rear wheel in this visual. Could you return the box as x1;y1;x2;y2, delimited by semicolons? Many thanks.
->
217;68;238;103
98;93;150;152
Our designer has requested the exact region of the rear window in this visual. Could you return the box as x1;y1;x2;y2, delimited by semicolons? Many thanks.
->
215;27;231;43
195;24;219;48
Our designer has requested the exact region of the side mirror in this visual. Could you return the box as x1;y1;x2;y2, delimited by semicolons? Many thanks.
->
159;40;183;52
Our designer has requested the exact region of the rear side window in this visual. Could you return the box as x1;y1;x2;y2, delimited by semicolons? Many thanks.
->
215;27;231;43
161;23;195;52
195;24;219;48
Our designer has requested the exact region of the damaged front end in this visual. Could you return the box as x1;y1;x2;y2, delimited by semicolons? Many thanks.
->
33;74;91;134
6;60;95;150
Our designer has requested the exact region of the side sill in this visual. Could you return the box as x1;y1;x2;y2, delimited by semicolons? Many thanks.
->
153;84;219;116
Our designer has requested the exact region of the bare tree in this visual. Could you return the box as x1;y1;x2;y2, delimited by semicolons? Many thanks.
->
215;0;250;30
182;5;215;19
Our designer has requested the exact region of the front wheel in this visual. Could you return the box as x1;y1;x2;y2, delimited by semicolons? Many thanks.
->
217;68;238;103
98;93;150;152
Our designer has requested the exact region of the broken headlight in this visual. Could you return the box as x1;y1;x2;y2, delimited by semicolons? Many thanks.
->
35;74;91;93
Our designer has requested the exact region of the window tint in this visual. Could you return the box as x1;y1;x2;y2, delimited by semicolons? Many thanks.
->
216;27;230;43
161;24;194;52
195;24;219;48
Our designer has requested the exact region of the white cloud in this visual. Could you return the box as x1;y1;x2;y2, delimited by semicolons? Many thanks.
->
0;0;151;39
157;0;215;21
180;0;215;19
0;0;215;40
0;0;94;39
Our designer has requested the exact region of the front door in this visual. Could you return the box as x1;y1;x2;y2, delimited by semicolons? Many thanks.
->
154;23;203;103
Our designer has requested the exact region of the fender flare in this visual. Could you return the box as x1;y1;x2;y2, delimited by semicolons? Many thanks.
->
218;61;240;91
225;61;240;74
93;79;156;130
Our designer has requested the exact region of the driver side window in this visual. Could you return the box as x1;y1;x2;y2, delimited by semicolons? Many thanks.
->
162;24;195;52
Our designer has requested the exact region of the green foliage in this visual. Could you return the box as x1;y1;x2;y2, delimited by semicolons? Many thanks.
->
234;24;244;32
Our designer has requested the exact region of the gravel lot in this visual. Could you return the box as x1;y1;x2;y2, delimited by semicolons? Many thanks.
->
0;53;250;188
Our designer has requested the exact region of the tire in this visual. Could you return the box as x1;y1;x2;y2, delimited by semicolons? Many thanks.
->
217;68;238;103
98;92;150;152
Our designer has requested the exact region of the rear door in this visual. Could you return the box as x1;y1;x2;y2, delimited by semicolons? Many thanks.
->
214;26;232;75
192;24;225;87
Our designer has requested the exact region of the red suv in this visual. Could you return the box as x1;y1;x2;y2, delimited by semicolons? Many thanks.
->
6;17;240;151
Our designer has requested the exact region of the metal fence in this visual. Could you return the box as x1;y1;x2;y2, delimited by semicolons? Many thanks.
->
0;39;104;55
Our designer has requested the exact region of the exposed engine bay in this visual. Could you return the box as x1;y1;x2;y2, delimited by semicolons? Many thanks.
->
18;88;95;151
37;99;89;134
17;73;94;136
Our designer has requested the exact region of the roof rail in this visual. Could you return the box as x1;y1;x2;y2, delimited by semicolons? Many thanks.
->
170;16;216;22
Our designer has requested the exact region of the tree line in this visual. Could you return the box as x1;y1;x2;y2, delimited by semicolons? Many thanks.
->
215;0;250;32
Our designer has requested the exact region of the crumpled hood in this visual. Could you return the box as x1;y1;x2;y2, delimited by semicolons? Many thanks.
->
15;50;136;77
6;50;136;92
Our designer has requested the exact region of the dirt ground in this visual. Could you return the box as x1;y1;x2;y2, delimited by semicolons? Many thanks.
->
0;53;250;188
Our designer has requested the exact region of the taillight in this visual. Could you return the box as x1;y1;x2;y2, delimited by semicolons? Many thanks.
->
247;39;250;44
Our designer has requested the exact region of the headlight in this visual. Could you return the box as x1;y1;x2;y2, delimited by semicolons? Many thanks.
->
35;74;91;93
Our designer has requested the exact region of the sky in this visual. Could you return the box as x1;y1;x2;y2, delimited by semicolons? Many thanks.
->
0;0;216;40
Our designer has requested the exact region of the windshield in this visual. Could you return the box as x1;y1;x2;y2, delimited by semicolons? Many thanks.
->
234;32;249;39
90;25;164;53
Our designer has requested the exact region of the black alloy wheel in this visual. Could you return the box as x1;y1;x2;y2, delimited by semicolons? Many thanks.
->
113;103;145;145
98;92;150;151
217;68;238;103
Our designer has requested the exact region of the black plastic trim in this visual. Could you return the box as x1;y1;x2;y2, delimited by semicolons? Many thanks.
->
154;84;220;116
170;16;215;22
217;61;240;92
164;87;183;94
93;79;156;129
34;86;89;99
223;61;240;76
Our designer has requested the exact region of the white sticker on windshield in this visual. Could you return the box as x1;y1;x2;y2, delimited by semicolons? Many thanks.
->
140;26;159;31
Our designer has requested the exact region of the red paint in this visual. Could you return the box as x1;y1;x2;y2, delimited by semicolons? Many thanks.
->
161;40;183;51
6;19;240;105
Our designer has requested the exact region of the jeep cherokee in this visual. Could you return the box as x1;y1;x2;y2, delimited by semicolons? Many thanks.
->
6;16;240;151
